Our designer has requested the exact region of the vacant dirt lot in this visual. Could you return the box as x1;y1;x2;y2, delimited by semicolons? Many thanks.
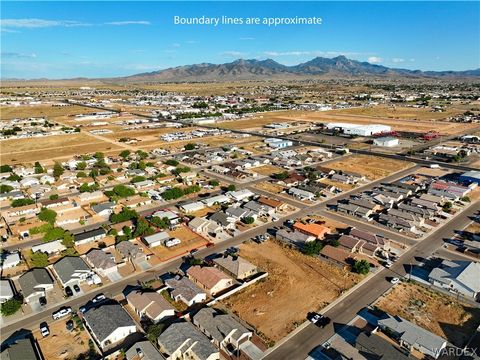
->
324;155;414;180
34;318;91;360
376;282;480;347
216;109;478;135
252;164;285;176
254;181;285;194
1;134;122;165
222;241;360;343
0;104;93;120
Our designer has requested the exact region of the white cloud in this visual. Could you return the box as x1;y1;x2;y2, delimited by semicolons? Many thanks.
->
222;51;247;57
1;18;90;28
392;58;405;63
1;52;37;59
104;21;151;26
368;56;383;63
172;43;181;48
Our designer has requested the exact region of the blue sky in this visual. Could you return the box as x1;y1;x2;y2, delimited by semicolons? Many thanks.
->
1;1;479;79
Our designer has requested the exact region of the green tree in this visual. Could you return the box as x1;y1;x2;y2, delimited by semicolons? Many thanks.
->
209;180;219;187
302;240;323;256
11;198;35;207
161;187;184;200
30;251;49;267
43;227;71;243
7;174;21;181
147;323;165;343
0;185;13;194
49;194;59;200
273;171;289;180
184;143;196;151
227;184;236;192
353;260;371;275
110;207;138;224
164;159;179;166
0;165;12;173
131;176;147;183
442;201;453;212
1;297;22;316
34;162;44;174
135;150;148;160
119;150;131;159
173;166;191;175
53;162;64;179
76;161;87;170
150;216;170;229
38;208;57;225
242;216;255;224
134;218;155;237
112;184;135;198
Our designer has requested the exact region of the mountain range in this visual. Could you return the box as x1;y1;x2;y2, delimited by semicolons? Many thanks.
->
121;56;480;82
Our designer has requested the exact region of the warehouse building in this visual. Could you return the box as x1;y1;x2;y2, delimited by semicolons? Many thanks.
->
326;122;391;136
459;170;480;184
373;137;399;147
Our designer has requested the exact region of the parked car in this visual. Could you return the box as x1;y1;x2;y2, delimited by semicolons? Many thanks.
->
307;312;331;328
65;286;73;297
92;294;106;303
190;248;199;255
73;284;81;293
79;306;87;314
226;247;239;255
384;261;393;269
52;307;72;320
39;296;47;307
40;322;49;337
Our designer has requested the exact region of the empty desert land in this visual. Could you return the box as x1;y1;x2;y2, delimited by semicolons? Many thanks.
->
0;104;94;120
222;241;360;343
376;282;480;347
322;154;415;180
0;134;122;164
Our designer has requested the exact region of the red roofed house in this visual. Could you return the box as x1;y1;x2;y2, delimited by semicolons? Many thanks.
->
293;222;331;239
187;266;234;296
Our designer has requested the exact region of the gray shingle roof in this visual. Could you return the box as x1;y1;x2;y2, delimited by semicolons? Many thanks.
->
164;276;205;304
52;256;90;284
18;268;54;297
157;322;218;360
125;340;165;360
83;303;135;342
0;338;40;360
378;314;446;352
193;307;251;343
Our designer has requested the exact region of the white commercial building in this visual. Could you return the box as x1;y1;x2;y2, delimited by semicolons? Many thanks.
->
326;122;391;136
373;137;399;147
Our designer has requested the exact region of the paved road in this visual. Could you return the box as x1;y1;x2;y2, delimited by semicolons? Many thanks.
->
0;164;418;339
263;201;480;360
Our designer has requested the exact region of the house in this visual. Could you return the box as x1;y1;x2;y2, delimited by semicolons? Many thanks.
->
74;228;106;245
209;212;236;230
187;266;234;296
193;307;252;352
142;231;169;248
226;189;255;202
293;222;330;239
116;241;146;262
0;337;42;360
213;256;258;280
157;321;219;360
355;332;413;360
1;252;22;269
52;256;93;288
91;202;116;217
319;245;352;269
349;228;390;250
379;213;416;232
225;206;249;220
257;196;286;211
152;210;181;225
276;229;315;248
84;249;118;277
428;260;480;300
83;303;137;350
164;275;207;306
40;197;70;209
428;180;475;200
288;187;315;201
127;290;175;323
0;279;14;303
202;195;231;207
77;190;104;203
178;201;205;213
18;268;55;302
125;340;166;360
243;200;275;216
110;220;134;236
377;314;447;359
31;239;66;255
